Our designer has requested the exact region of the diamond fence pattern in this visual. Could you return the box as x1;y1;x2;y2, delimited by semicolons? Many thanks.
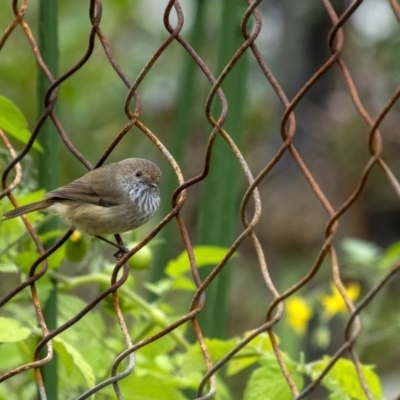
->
1;1;400;399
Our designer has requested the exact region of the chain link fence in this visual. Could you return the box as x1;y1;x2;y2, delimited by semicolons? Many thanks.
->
1;0;400;399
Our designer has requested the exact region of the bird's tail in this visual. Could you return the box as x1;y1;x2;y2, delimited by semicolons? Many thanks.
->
2;199;53;221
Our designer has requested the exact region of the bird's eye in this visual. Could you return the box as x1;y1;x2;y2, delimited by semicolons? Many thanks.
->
135;171;142;178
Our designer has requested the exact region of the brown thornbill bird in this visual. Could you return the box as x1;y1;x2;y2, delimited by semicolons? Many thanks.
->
2;158;161;238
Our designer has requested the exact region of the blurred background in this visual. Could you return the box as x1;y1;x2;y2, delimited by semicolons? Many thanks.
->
1;0;400;398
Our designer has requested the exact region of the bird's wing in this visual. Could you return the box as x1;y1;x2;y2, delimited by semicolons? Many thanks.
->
45;165;120;207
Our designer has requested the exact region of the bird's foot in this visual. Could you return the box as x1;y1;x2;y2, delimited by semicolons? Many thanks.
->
96;235;129;259
113;246;129;260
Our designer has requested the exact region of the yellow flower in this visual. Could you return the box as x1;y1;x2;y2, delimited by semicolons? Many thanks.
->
321;282;360;318
286;297;313;335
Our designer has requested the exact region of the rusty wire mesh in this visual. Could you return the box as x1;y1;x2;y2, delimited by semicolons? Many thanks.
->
1;0;400;399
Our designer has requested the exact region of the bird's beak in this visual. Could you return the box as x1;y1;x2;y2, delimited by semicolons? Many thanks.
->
148;182;158;188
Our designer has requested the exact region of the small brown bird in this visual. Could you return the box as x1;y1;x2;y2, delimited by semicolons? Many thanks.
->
2;158;161;237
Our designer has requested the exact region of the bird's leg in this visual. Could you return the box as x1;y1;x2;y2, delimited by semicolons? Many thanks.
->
95;236;129;259
114;234;129;260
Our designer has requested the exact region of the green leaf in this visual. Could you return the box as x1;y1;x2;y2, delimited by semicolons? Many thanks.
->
246;332;276;351
137;326;177;361
166;246;236;277
341;238;381;267
0;191;49;273
329;392;352;400
227;333;275;376
170;276;197;291
2;303;38;332
144;278;173;295
15;250;40;273
0;342;25;370
243;359;303;400
0;95;42;151
227;354;259;376
46;245;66;270
205;337;240;361
1;190;46;226
181;337;239;375
309;357;383;400
117;374;187;400
0;317;31;342
58;294;106;342
379;240;400;271
0;260;19;273
53;337;95;388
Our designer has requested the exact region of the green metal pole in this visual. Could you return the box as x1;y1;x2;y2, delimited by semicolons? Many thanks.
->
151;0;208;286
38;0;59;398
197;0;248;338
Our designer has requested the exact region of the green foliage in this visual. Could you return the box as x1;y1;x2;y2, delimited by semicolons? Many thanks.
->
341;238;382;269
341;237;400;273
309;357;383;400
243;356;303;400
0;317;30;342
0;189;66;274
0;189;45;273
165;245;236;277
53;337;96;388
147;245;237;294
0;96;42;152
0;231;389;399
